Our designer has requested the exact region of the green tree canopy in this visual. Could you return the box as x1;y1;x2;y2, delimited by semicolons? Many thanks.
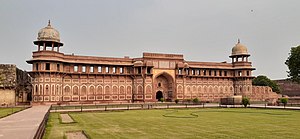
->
285;45;300;83
252;75;281;93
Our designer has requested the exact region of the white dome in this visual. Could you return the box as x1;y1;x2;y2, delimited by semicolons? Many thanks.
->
37;20;61;43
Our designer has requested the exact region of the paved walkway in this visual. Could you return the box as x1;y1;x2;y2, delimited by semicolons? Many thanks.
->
0;106;50;139
60;114;74;123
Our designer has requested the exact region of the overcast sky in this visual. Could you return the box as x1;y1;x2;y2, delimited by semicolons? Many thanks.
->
1;0;299;80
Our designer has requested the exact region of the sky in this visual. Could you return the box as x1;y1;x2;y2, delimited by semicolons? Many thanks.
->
1;0;300;80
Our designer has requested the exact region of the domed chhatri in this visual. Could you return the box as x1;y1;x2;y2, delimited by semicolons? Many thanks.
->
33;20;63;52
34;20;63;46
231;39;249;56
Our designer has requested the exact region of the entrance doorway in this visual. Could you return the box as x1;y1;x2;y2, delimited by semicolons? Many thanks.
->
156;91;163;101
155;72;174;101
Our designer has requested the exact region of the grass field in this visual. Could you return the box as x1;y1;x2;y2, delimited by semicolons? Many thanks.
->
44;108;300;139
0;107;25;118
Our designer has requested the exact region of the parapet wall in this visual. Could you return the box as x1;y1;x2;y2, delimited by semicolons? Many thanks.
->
0;64;32;105
0;89;15;105
0;64;17;88
250;86;280;103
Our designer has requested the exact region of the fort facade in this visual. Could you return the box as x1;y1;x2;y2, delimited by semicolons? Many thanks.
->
27;21;279;104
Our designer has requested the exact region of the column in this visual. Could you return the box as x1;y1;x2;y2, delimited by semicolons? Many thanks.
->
43;42;46;51
51;42;54;51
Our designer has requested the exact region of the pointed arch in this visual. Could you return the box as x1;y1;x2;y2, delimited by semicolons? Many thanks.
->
119;85;125;94
126;86;132;94
96;85;103;94
146;85;152;94
177;85;183;94
89;85;95;95
197;86;202;93
137;85;143;94
64;85;71;96
104;85;110;94
192;85;197;94
80;85;87;96
112;85;118;94
73;85;79;95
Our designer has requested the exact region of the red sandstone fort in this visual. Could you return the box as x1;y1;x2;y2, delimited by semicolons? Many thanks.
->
0;21;280;105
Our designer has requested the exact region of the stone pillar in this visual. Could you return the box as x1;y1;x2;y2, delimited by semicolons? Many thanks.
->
43;42;46;51
51;42;54;51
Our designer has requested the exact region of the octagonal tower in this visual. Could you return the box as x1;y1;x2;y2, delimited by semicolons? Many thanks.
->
230;39;255;97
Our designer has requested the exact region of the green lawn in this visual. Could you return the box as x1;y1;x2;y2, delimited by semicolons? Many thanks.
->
44;108;300;139
0;107;25;118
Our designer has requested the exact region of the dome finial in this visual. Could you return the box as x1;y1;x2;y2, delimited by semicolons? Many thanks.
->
48;20;51;27
238;38;240;43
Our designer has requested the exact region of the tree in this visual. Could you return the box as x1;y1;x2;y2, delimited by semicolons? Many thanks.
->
285;45;300;83
242;97;250;108
252;75;281;93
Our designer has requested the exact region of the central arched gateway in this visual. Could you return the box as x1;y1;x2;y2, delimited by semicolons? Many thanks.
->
154;72;174;101
156;91;163;101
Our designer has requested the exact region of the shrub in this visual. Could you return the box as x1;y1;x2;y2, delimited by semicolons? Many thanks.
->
242;97;250;108
193;98;199;104
175;99;179;104
280;98;288;108
160;98;165;102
